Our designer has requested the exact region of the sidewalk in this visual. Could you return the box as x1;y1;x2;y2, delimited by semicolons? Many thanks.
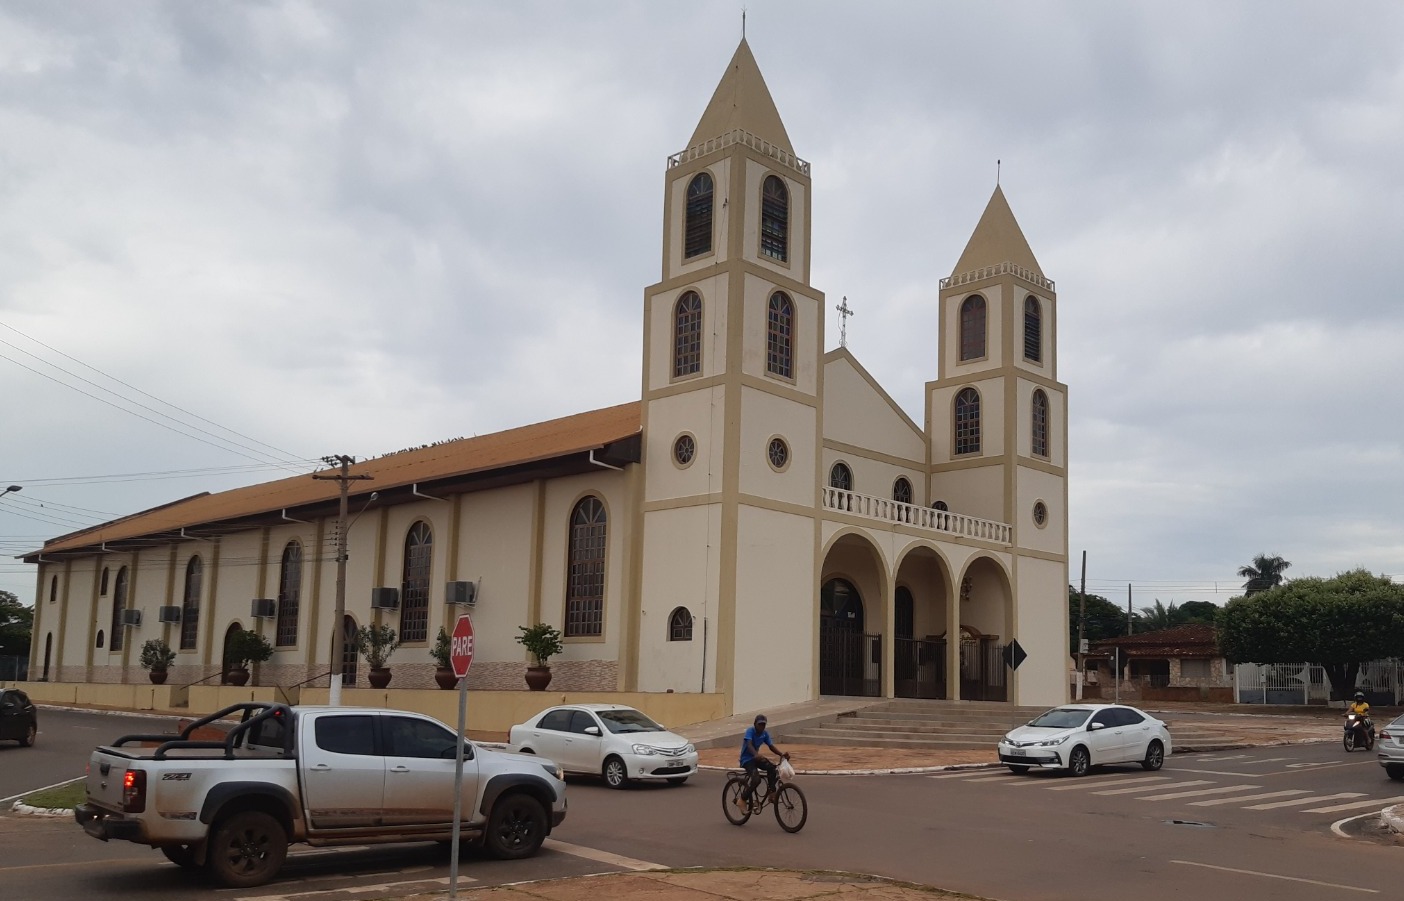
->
397;869;985;901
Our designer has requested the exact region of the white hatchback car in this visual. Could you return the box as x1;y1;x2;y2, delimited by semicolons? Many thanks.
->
508;704;698;789
997;704;1172;776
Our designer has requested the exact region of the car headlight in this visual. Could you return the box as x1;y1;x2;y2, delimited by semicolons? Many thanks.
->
683;743;696;754
541;762;564;780
1036;735;1070;747
631;744;660;756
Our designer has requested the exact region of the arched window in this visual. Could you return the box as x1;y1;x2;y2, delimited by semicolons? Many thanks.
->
673;291;702;377
1024;296;1042;363
1032;389;1049;458
766;291;794;378
566;497;607;637
110;567;129;652
96;629;105;649
275;541;303;647
760;175;789;262
180;556;202;650
100;567;109;595
49;575;57;603
684;172;713;258
399;522;433;643
955;387;981;455
668;607;693;641
895;586;914;641
829;462;853;491
959;295;986;361
893;477;913;505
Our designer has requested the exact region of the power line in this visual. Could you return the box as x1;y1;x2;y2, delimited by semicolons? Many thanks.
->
9;461;322;487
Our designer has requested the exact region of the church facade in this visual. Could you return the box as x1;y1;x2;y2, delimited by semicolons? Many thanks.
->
22;40;1070;716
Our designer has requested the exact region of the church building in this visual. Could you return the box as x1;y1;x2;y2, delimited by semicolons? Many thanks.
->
22;40;1070;719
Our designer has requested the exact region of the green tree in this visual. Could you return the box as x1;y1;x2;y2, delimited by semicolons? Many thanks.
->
1069;586;1130;654
1173;600;1221;626
1238;554;1292;596
1218;569;1404;700
0;590;33;657
1136;599;1178;631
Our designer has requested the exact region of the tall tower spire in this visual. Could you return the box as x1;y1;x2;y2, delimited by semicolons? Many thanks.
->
688;39;794;154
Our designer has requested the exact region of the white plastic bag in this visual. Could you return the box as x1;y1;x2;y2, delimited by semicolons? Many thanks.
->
778;757;796;783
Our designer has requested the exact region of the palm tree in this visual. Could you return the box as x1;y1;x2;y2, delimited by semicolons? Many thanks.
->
1238;554;1291;595
1137;599;1178;631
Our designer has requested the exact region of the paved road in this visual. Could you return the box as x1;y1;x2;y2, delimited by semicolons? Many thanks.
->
5;709;1403;901
0;708;163;802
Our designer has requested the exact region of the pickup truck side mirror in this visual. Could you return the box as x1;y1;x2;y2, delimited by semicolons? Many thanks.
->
583;726;601;737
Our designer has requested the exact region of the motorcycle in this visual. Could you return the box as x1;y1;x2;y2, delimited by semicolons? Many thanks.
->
1343;712;1375;751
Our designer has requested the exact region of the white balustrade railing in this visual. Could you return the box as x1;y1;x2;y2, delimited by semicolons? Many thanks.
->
822;487;1012;545
938;260;1055;292
668;129;811;176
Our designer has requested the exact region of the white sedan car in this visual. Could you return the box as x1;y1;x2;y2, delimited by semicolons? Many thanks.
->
997;704;1172;776
508;704;698;789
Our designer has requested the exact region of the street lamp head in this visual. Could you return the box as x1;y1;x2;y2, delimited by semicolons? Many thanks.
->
2;485;19;495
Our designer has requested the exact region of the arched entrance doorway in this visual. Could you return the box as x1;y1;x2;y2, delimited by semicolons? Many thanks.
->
220;623;242;684
336;615;358;687
893;545;952;699
820;578;879;696
958;555;1013;701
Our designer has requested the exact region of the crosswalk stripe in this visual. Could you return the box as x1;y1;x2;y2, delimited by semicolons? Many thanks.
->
1044;775;1170;791
1188;790;1311;807
1134;784;1259;801
1300;795;1404;814
1245;792;1365;810
963;775;1028;783
927;770;992;779
1095;780;1213;796
1194;754;1249;761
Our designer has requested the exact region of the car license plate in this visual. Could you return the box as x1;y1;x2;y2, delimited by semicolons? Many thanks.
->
1010;748;1026;757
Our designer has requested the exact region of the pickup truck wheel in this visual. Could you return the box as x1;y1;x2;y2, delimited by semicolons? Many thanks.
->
207;811;288;888
161;844;200;868
483;794;548;860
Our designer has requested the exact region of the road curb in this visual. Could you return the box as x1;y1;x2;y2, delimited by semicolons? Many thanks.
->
9;800;70;818
1382;803;1404;835
698;762;999;776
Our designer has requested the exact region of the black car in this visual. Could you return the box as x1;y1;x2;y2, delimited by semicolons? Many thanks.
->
0;689;37;747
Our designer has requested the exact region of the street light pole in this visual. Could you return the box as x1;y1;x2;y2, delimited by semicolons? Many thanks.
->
312;457;371;706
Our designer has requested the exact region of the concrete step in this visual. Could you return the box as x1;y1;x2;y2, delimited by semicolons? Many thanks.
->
791;727;1005;744
785;732;992;751
810;721;1012;737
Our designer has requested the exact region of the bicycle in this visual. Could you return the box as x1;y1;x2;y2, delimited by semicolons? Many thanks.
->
721;755;808;832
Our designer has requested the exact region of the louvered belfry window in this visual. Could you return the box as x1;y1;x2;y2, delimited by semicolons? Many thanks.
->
1032;389;1049;458
276;541;302;647
566;497;607;637
180;557;202;650
673;291;702;377
960;295;986;361
955;387;982;455
399;522;433;643
1024;296;1042;363
760;175;789;262
766;291;794;378
684;172;713;258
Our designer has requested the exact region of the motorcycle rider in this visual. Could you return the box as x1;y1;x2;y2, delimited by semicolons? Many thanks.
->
1347;691;1374;740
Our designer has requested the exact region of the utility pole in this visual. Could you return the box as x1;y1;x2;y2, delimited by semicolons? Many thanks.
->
1076;550;1087;701
312;455;372;706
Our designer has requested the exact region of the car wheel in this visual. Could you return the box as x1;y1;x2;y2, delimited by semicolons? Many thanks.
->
161;844;200;868
20;721;36;747
206;811;287;888
1387;764;1404;781
1141;740;1164;771
1068;746;1091;777
483;793;548;860
602;755;629;789
1006;765;1031;775
667;776;689;786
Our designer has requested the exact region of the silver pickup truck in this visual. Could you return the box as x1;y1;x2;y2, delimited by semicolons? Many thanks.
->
74;702;567;888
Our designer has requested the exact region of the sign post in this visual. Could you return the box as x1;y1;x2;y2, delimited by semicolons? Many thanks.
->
448;614;475;901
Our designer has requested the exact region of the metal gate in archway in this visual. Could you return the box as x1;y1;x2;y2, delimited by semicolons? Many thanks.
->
960;639;1007;701
819;577;881;697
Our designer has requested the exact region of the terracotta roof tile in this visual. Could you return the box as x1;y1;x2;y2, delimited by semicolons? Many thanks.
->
34;402;641;557
1091;623;1220;658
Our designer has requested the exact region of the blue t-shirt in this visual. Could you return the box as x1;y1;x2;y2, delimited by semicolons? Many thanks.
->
739;726;773;766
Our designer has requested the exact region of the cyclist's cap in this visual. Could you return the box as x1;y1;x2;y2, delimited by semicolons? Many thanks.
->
754;714;768;724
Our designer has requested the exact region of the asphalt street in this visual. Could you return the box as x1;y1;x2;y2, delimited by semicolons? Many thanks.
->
3;709;1402;901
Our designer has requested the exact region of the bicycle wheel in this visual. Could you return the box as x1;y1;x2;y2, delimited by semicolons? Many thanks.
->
772;783;808;833
722;777;752;825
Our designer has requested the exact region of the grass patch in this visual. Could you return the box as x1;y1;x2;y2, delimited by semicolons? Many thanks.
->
23;779;85;810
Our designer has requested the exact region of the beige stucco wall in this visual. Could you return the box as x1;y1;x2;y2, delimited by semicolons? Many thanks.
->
928;375;1007;462
1016;468;1066;556
644;387;725;503
821;357;926;462
741;273;819;395
645;274;730;390
743;159;808;281
944;284;1005;375
738;385;817;507
636;505;717;693
732;505;814;712
929;465;1004;525
1011;554;1069;707
450;484;536;664
1015;377;1065;467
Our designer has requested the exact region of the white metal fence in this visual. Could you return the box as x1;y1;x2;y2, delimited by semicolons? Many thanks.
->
1234;660;1403;705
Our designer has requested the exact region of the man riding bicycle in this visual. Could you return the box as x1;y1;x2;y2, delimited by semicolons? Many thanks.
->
738;714;786;807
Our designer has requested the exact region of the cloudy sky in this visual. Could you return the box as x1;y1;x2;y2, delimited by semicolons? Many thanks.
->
3;1;1402;614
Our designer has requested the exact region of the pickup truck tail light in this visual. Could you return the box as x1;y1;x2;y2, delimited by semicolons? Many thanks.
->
122;769;147;813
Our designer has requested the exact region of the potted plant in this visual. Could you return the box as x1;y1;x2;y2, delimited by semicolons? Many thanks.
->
356;623;400;689
515;623;564;691
224;630;273;686
139;638;177;685
431;626;458;690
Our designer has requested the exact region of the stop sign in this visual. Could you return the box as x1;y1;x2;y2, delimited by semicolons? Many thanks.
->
450;614;475;679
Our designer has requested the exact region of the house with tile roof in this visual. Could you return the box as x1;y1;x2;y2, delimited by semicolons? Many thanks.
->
21;39;1070;720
